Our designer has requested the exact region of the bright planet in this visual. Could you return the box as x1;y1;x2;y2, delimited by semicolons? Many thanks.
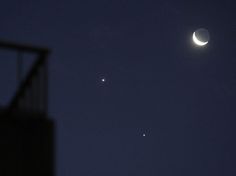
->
192;28;210;46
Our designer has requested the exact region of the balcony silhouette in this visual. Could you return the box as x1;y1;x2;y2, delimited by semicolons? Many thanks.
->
0;40;54;176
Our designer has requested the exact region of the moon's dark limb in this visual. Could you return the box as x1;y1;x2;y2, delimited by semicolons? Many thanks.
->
195;28;210;43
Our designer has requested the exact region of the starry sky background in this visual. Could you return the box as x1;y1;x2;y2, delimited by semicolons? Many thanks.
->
0;0;236;176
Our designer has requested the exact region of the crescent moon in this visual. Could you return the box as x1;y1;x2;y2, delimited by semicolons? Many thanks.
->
192;32;208;46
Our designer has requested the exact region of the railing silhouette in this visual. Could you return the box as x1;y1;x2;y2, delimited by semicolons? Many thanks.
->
0;40;50;115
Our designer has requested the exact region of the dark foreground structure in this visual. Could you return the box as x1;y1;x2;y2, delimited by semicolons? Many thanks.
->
0;41;54;176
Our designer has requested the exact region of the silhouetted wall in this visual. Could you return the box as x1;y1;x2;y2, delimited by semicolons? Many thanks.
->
0;111;54;176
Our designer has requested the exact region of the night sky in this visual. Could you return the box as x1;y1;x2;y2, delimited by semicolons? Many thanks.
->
0;0;236;176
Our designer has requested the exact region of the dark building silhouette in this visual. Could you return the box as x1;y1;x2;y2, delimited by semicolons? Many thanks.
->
0;41;54;176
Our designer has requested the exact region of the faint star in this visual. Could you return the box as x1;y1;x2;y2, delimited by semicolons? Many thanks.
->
142;133;146;137
101;78;106;82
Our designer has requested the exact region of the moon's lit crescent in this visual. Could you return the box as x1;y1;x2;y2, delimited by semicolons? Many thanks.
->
192;32;208;46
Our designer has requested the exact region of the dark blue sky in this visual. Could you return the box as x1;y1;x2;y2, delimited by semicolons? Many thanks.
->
0;0;236;176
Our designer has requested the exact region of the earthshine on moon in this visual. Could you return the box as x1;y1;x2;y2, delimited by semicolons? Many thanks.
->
192;28;210;46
